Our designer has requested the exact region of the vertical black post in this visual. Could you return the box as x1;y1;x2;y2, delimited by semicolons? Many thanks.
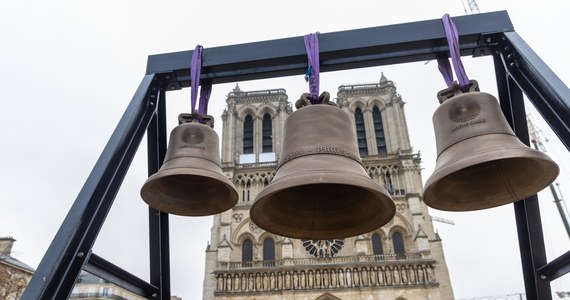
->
147;88;171;299
494;54;552;300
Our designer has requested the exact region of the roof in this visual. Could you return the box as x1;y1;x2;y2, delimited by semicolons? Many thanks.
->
0;252;35;274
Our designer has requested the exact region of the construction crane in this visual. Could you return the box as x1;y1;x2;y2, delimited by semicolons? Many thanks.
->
461;0;481;15
431;215;455;225
527;116;570;239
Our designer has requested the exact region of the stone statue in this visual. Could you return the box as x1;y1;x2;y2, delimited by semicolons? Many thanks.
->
331;269;337;288
352;268;360;286
361;267;368;286
217;274;224;292
401;266;408;284
226;274;232;291
417;265;425;283
234;274;240;291
377;267;385;285
293;271;299;289
270;272;276;290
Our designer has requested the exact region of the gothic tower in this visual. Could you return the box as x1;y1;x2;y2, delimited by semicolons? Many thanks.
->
202;75;454;299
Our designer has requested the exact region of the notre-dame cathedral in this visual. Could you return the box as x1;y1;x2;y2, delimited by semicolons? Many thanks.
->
202;74;454;299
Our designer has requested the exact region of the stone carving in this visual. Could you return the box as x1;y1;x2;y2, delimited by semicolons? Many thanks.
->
232;213;243;223
249;221;262;234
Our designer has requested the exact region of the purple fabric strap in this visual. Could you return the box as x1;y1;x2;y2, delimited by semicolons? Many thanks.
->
190;45;213;121
304;33;320;103
438;14;470;91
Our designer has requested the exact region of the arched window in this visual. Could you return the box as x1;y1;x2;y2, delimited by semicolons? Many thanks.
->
242;238;253;267
243;115;254;154
354;107;368;155
263;237;275;266
392;231;405;259
262;113;272;153
373;106;387;154
372;233;383;256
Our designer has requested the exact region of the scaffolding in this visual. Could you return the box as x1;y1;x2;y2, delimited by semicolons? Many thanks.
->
21;11;570;300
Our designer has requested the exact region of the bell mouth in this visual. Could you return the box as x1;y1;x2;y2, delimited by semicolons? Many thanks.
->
251;160;395;239
141;166;238;216
424;134;559;211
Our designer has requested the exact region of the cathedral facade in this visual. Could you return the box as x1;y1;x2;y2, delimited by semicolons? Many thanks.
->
202;74;454;300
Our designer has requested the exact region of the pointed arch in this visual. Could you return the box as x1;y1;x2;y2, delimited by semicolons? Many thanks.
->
392;231;405;258
262;113;273;153
371;232;383;255
242;238;253;267
315;293;341;300
243;114;254;154
262;237;275;266
372;106;387;154
354;107;368;155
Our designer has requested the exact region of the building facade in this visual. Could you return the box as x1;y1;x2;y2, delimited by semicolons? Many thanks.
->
203;74;454;300
0;237;35;300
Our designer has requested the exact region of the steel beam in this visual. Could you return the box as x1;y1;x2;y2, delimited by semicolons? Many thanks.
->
146;11;514;89
147;89;171;299
83;253;158;298
494;53;552;299
500;31;570;153
22;74;159;299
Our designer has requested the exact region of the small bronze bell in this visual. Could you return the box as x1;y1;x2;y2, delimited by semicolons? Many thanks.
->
250;92;395;239
140;112;238;216
423;80;559;211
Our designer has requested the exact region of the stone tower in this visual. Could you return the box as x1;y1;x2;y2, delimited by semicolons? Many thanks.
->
202;75;454;299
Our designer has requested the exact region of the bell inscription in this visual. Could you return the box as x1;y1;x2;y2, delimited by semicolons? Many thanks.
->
448;98;480;123
278;145;361;167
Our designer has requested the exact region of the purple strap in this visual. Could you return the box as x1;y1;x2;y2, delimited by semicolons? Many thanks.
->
199;82;212;116
304;33;320;103
190;45;213;122
438;14;470;92
190;45;202;114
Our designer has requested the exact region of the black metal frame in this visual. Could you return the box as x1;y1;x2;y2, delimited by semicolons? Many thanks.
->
22;10;570;300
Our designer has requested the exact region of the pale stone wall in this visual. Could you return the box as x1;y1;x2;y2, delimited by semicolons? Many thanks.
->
204;75;454;300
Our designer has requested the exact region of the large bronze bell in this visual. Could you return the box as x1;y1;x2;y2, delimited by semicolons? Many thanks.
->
423;80;559;211
140;112;238;216
250;93;395;240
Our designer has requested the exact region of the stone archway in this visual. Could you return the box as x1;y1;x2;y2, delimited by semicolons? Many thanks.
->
315;293;341;300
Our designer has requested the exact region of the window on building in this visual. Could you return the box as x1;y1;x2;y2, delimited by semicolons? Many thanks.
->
263;237;275;266
373;106;387;154
242;238;253;267
262;113;272;153
372;233;383;256
392;231;405;259
243;115;254;154
354;107;368;155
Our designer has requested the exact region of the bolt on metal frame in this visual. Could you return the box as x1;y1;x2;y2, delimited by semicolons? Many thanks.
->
21;10;570;300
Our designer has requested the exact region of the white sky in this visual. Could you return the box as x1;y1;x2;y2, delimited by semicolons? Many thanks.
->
2;0;570;299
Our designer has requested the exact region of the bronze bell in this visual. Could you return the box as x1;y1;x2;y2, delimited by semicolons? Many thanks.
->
250;92;395;240
423;80;559;211
140;112;238;216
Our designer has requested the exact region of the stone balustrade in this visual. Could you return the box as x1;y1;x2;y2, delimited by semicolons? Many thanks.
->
214;254;437;294
217;253;429;270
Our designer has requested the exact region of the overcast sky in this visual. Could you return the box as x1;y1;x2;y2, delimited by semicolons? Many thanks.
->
2;0;570;299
